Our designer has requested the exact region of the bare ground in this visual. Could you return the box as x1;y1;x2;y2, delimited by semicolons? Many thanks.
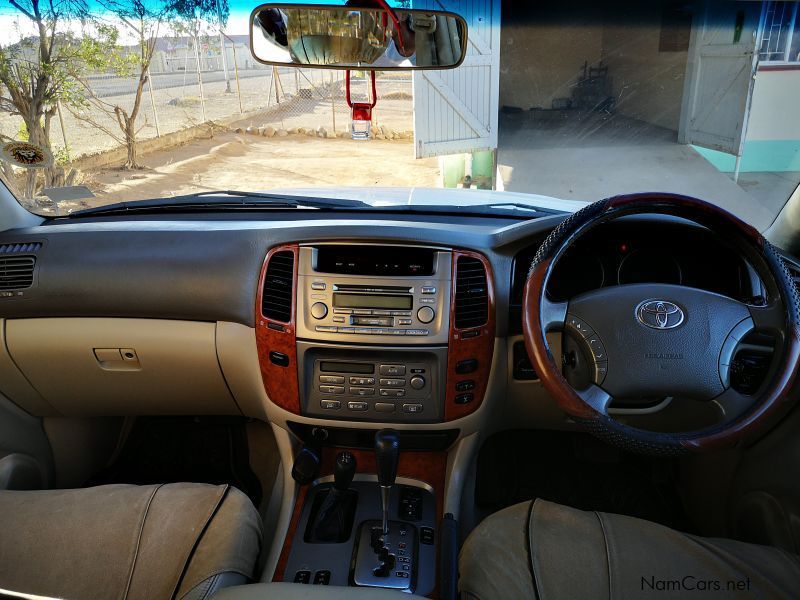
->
84;131;440;206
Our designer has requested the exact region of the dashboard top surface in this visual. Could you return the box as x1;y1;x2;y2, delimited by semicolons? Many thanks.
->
0;209;774;330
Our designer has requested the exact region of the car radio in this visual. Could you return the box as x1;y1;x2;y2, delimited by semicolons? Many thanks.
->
296;245;452;345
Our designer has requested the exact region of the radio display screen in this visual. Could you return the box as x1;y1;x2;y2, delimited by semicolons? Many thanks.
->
320;361;375;374
333;293;413;310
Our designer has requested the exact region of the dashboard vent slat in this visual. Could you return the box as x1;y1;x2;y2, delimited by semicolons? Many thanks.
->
0;242;42;255
0;255;35;290
455;256;488;330
262;250;295;322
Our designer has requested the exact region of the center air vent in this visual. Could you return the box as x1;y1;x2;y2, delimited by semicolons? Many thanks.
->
262;250;295;322
454;256;489;330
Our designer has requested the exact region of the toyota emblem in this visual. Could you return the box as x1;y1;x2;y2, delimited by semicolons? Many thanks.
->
635;300;685;330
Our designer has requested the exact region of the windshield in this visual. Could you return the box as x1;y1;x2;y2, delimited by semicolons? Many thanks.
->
0;1;798;229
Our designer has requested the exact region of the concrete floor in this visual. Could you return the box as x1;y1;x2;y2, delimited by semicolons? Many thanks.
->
497;111;792;231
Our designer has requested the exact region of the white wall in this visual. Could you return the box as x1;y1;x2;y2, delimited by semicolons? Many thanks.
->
747;68;800;141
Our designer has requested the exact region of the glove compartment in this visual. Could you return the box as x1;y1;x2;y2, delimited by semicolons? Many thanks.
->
5;318;239;416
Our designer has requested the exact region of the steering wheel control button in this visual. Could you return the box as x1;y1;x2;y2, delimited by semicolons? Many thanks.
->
456;359;478;374
410;376;426;390
719;317;756;386
586;336;607;362
566;315;595;338
347;401;369;411
592;363;609;385
321;400;341;410
455;380;475;392
402;403;424;414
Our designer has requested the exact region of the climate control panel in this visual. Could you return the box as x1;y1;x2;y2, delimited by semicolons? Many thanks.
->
298;342;446;423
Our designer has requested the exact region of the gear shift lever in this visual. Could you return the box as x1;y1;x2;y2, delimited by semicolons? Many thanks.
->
375;429;400;535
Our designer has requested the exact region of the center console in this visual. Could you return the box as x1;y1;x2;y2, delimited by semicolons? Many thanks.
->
255;242;496;424
255;242;493;595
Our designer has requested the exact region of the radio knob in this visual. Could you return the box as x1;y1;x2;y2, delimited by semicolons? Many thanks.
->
417;306;435;324
311;302;328;320
410;376;425;390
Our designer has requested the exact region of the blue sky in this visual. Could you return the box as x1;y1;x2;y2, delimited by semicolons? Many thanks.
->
0;1;409;40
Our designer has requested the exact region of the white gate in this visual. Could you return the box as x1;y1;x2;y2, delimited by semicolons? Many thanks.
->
411;0;501;159
678;0;766;159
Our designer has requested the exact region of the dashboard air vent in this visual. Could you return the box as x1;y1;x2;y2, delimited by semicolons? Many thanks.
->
454;256;488;329
0;255;36;290
262;250;295;322
0;242;42;254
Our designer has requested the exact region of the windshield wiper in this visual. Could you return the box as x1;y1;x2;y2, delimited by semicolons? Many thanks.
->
66;190;371;217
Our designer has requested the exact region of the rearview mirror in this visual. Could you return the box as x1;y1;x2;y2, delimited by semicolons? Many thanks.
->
250;4;467;70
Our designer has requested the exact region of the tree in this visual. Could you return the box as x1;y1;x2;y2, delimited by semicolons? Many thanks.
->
69;1;167;169
0;0;88;198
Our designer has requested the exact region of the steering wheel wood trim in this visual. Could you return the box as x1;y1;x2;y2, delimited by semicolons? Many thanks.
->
523;193;800;454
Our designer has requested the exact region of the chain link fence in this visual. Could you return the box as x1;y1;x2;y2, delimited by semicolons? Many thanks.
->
0;58;415;164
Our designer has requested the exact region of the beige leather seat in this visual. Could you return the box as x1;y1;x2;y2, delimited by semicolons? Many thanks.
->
0;483;262;600
459;499;800;600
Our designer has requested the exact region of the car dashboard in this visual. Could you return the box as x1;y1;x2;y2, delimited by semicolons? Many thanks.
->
0;209;787;439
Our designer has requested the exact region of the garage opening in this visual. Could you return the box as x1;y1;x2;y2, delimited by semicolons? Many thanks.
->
496;0;799;230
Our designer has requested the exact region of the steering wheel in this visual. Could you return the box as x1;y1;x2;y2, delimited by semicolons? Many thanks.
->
522;193;800;455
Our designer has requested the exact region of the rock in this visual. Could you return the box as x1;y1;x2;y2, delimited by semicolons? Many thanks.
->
317;126;328;138
276;129;288;137
288;127;298;135
298;127;308;135
264;126;276;137
337;130;349;138
325;130;336;139
234;127;244;134
306;129;316;136
246;126;258;135
375;133;385;140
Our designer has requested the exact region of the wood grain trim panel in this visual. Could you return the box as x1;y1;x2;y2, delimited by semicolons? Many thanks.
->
272;447;447;584
444;250;496;421
255;244;301;415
